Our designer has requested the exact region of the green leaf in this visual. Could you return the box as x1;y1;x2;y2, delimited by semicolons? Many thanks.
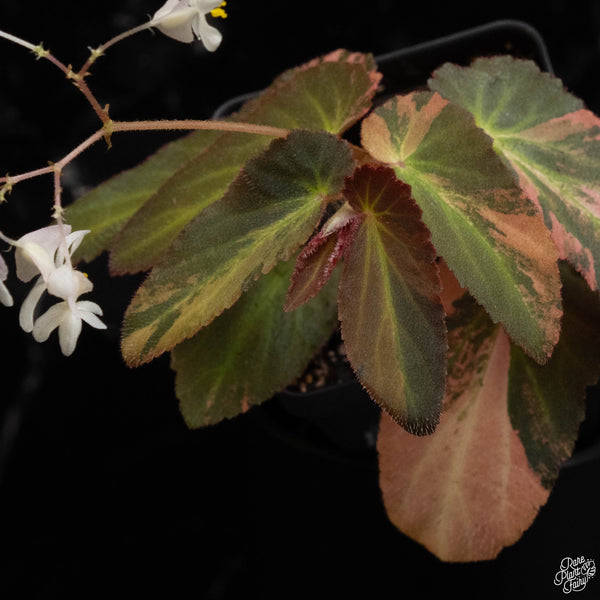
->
361;91;562;363
243;49;382;134
509;262;600;487
122;130;355;366
377;263;600;561
68;50;380;273
429;56;600;292
172;257;340;428
338;165;446;435
65;129;223;263
109;131;275;274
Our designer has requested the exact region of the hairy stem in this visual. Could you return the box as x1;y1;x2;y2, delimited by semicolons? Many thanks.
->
1;119;289;191
111;119;290;138
77;22;154;78
0;29;110;124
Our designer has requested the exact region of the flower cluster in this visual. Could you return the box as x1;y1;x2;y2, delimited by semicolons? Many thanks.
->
150;0;228;51
1;224;106;356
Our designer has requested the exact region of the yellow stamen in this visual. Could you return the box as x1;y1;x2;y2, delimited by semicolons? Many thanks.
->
211;2;228;18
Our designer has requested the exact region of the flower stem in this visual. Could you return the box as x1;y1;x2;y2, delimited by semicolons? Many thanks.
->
0;119;288;191
111;119;290;138
0;29;110;124
77;22;154;78
0;29;69;74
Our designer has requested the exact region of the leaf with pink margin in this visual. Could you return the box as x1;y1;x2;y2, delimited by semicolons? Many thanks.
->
377;262;600;561
361;90;562;364
430;56;600;291
338;165;446;435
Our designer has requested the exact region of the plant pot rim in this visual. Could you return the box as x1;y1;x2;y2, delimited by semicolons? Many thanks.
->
212;19;553;119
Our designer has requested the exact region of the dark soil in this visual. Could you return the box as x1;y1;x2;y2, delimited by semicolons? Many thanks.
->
288;329;355;393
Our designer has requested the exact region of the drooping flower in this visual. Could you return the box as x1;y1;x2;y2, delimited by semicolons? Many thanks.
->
150;0;227;51
14;224;88;283
32;298;106;357
0;254;13;307
11;224;105;356
20;267;93;333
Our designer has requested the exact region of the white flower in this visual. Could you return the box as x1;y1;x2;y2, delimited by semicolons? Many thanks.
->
33;299;106;357
23;263;106;357
150;0;226;51
0;254;13;307
12;224;105;356
15;224;91;332
20;267;93;333
14;225;88;283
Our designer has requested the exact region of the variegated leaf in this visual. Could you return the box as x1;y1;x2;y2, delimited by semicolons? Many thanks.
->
65;129;222;263
361;91;562;364
338;165;446;434
378;262;600;561
121;130;354;366
172;257;340;427
430;56;600;291
67;50;380;273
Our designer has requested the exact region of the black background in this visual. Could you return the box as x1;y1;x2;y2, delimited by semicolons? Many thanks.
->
1;1;600;598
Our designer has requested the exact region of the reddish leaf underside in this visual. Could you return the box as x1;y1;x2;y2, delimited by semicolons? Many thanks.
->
338;165;446;434
378;262;600;562
378;323;549;562
284;204;360;312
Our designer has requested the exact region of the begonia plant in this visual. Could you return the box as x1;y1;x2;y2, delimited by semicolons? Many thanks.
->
1;2;600;562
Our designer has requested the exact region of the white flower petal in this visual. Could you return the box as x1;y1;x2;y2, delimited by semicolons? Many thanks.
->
0;255;12;307
152;0;224;48
56;230;89;266
156;20;196;43
193;14;222;51
19;276;46;332
79;308;107;331
15;224;80;280
16;242;56;282
16;224;70;254
58;309;82;357
0;254;9;280
196;0;226;11
0;280;13;308
47;264;79;299
152;3;198;43
74;271;93;296
32;302;68;343
66;229;89;253
16;224;71;277
76;300;103;316
153;0;185;20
